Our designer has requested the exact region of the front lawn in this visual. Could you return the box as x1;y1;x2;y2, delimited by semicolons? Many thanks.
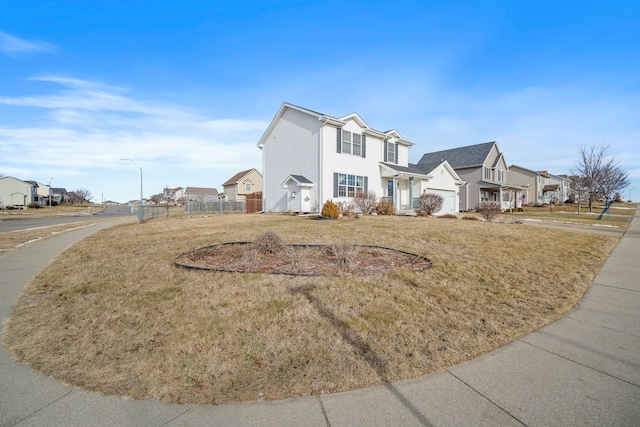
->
2;214;619;404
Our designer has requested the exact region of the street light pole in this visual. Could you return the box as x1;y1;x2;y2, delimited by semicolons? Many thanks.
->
49;178;53;214
121;158;143;223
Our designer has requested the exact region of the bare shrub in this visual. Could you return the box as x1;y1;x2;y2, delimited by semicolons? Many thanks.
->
241;245;262;268
321;200;339;219
418;193;444;215
462;215;479;221
376;199;395;215
336;201;354;217
283;247;308;273
352;190;377;214
476;202;501;221
438;213;458;219
254;231;283;253
331;242;360;270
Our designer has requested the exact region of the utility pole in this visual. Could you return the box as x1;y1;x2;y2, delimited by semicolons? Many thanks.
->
121;158;144;223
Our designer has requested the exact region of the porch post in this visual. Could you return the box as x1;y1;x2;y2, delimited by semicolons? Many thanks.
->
393;175;399;209
409;177;414;210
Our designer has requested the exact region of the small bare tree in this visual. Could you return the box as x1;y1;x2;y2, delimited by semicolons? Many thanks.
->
71;188;93;205
352;190;377;214
599;162;630;203
418;193;444;215
572;145;629;212
476;201;501;221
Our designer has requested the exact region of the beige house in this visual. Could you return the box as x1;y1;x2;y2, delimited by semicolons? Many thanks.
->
222;168;263;201
419;141;523;211
0;176;34;209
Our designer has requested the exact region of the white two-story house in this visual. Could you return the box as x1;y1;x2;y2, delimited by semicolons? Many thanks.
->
257;103;464;214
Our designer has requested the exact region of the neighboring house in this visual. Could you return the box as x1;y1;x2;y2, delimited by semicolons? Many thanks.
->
185;187;219;202
26;181;52;206
51;188;68;204
222;168;263;201
163;186;185;205
418;141;521;211
508;166;574;206
549;174;573;204
257;103;464;214
507;165;550;206
0;176;34;209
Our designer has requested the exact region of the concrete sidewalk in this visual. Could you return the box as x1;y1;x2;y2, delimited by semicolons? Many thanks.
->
1;213;639;426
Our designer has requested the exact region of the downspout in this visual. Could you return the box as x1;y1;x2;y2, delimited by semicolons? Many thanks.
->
318;121;323;213
259;146;265;212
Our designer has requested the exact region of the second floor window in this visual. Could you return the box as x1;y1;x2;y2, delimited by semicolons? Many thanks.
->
484;167;491;180
342;130;352;154
497;170;504;182
337;128;366;157
352;133;362;156
386;142;396;163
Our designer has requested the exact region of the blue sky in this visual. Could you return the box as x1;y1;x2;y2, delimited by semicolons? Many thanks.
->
1;0;639;203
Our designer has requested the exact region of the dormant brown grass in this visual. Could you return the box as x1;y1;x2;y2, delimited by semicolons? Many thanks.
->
3;214;619;404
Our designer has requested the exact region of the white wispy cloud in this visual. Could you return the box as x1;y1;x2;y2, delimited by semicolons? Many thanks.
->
0;32;56;56
0;76;268;201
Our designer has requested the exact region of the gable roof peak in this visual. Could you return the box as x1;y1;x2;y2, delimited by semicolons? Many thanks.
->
418;141;499;169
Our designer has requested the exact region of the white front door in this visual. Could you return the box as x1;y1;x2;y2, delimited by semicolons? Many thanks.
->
301;187;311;212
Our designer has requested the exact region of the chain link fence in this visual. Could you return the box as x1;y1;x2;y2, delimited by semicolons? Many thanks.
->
185;200;247;216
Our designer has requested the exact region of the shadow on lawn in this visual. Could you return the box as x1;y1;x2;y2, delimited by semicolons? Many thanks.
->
290;282;433;427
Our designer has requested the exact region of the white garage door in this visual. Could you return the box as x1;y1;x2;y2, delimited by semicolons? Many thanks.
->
427;189;456;215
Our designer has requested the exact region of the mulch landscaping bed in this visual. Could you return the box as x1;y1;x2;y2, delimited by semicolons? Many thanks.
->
175;243;433;276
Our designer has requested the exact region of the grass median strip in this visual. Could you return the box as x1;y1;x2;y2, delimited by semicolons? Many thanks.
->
2;214;619;404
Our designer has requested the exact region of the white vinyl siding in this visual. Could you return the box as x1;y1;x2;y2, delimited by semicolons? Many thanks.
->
323;123;384;203
262;108;320;212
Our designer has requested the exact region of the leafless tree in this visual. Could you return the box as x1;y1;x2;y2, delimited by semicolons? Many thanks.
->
572;145;629;212
73;188;93;205
599;162;630;203
352;190;378;214
418;193;444;215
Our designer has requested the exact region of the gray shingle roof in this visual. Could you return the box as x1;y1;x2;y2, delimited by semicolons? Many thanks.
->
185;187;218;195
418;141;496;169
380;163;430;176
290;175;313;184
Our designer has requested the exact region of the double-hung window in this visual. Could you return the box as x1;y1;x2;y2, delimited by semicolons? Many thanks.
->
386;142;396;164
342;130;352;154
336;173;366;197
352;133;362;156
484;167;491;180
337;128;366;157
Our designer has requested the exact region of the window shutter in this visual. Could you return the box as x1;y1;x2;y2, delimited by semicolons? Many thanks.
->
394;144;398;165
336;128;342;153
364;176;368;191
362;135;366;158
384;141;388;162
333;173;339;198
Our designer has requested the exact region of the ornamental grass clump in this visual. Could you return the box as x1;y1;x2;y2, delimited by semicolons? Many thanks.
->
253;230;283;253
330;242;360;270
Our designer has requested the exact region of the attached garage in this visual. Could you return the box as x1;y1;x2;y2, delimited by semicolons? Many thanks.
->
426;188;457;215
